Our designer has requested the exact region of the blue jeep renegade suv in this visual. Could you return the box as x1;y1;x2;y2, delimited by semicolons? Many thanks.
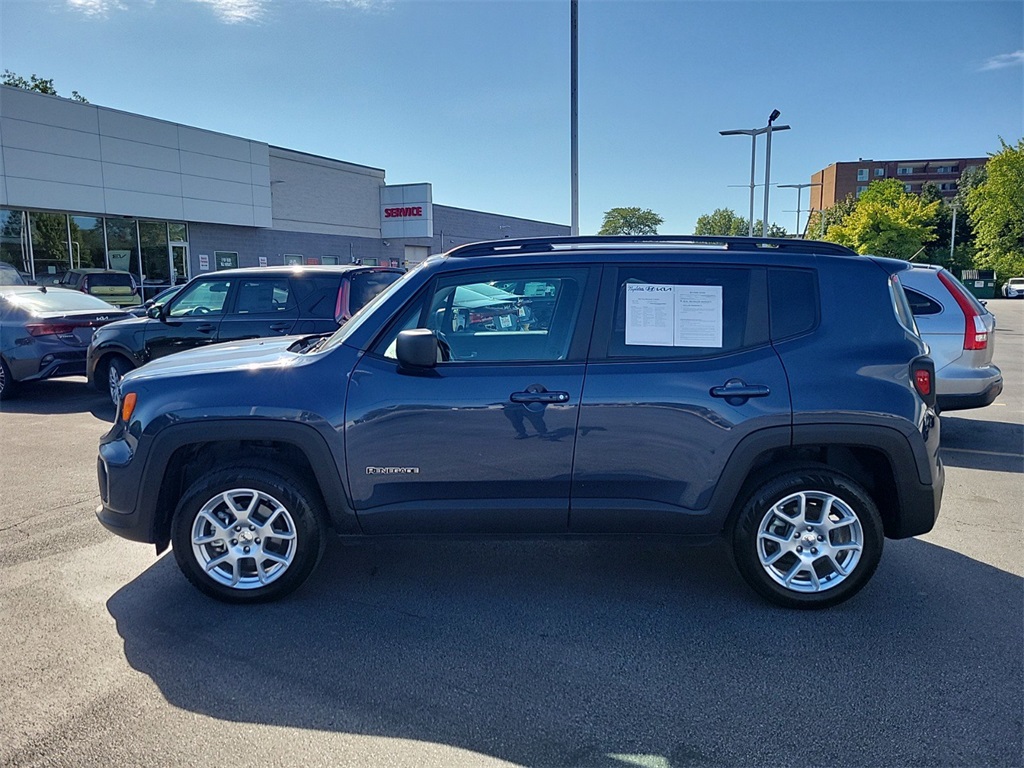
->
95;236;943;609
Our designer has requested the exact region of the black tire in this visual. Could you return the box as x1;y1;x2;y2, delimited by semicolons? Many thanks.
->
171;464;327;603
0;357;16;401
102;355;133;405
731;467;884;609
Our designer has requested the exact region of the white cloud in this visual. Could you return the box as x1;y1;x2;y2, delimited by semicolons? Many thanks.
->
189;0;267;24
980;50;1024;71
64;0;389;24
65;0;128;16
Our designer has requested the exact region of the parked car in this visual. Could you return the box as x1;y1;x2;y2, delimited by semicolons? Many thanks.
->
58;268;142;309
1002;277;1024;298
96;236;943;609
900;264;1003;412
87;264;404;403
0;262;27;286
0;286;130;399
127;284;184;317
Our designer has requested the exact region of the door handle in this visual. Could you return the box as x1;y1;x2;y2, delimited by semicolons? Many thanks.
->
710;379;770;404
269;322;292;332
196;324;216;333
510;391;570;404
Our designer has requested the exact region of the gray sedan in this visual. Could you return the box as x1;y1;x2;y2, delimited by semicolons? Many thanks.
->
0;286;129;399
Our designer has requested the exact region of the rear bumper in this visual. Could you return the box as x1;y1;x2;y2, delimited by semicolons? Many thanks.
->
937;376;1003;412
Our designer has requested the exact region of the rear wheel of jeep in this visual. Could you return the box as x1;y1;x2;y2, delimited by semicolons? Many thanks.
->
171;465;326;603
732;467;884;609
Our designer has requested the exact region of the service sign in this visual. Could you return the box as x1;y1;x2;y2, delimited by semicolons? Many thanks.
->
380;183;433;239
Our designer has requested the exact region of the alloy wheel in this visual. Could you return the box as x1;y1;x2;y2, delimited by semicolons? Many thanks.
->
755;490;864;593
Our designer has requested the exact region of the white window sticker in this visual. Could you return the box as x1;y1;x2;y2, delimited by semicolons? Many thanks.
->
625;284;675;345
625;283;723;348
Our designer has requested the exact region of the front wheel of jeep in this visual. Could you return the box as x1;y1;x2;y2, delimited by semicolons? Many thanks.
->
171;464;327;603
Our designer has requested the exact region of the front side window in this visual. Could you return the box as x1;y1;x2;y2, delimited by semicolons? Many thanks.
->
378;268;588;363
168;279;232;317
606;265;768;359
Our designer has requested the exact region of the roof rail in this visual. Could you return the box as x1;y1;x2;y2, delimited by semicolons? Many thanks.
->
445;235;858;259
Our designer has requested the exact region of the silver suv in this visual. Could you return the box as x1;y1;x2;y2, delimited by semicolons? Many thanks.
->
900;264;1002;412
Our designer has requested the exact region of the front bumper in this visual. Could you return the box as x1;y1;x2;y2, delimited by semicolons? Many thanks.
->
96;432;157;543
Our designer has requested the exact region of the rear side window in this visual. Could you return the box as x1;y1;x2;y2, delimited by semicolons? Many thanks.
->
233;279;293;314
606;265;769;359
349;271;403;315
769;268;819;339
903;287;943;316
291;275;345;319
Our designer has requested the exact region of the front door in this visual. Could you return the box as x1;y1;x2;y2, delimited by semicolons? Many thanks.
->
345;265;596;535
145;275;232;360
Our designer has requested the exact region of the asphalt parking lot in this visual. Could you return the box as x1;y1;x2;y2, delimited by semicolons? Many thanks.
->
1;301;1021;768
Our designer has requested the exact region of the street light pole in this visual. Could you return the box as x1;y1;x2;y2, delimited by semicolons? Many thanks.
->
720;111;790;238
779;182;821;237
570;0;579;237
950;202;958;260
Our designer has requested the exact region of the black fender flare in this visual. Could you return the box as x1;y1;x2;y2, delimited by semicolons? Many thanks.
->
138;419;358;543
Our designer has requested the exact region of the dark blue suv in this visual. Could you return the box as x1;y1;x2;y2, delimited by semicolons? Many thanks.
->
95;236;943;608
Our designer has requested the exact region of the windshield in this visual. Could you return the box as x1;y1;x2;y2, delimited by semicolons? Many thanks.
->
319;263;425;352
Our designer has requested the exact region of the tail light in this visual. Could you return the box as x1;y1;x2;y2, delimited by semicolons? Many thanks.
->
910;356;937;408
27;323;76;337
937;270;988;350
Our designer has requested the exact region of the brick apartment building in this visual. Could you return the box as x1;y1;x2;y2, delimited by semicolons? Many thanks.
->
810;157;989;212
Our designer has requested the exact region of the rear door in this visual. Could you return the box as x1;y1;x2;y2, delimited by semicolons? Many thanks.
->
571;262;792;534
217;276;301;342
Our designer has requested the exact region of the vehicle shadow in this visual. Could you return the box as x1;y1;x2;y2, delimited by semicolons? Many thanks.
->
107;538;1023;767
0;377;114;421
941;416;1024;473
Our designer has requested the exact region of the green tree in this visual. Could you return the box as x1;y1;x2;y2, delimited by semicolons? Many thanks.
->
598;207;664;235
2;70;88;102
806;193;858;241
966;138;1024;282
823;179;940;259
920;182;975;271
694;207;749;236
693;207;786;237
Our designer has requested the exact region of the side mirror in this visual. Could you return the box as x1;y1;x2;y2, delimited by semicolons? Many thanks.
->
396;329;438;369
147;303;166;321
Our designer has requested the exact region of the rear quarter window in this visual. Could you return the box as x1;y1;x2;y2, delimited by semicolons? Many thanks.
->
768;268;819;339
903;287;943;316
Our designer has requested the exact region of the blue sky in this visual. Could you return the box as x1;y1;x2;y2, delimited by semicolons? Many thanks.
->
2;0;1021;235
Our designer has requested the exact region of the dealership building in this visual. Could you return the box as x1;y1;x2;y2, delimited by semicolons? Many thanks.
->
0;85;568;296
